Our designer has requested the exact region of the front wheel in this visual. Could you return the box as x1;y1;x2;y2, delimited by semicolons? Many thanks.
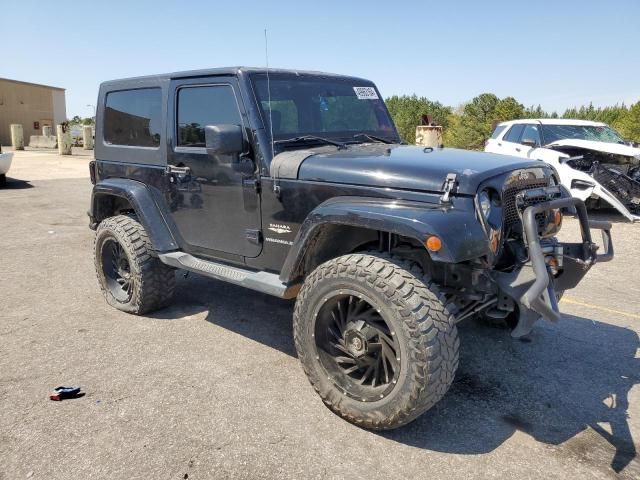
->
293;253;459;430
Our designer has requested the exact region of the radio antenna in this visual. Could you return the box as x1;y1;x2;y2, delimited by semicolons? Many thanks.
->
264;29;275;160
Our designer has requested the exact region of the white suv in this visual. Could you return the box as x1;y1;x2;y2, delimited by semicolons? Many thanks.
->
0;145;13;187
485;119;640;221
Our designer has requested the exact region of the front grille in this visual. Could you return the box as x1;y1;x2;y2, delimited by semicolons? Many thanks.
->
503;177;550;229
591;163;640;214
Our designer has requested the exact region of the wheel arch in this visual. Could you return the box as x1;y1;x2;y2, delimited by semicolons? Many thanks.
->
279;196;489;284
90;178;179;253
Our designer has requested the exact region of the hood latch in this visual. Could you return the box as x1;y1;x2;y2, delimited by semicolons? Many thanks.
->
440;173;458;203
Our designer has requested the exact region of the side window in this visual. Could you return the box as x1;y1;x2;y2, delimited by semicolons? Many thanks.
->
521;124;541;146
503;124;525;143
177;85;242;147
491;124;507;139
104;88;162;147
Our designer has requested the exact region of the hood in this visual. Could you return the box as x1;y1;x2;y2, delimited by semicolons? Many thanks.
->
296;144;544;194
547;139;640;157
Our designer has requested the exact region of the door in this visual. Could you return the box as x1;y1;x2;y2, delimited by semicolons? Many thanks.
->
519;123;542;158
167;77;262;258
40;119;53;133
484;124;508;153
500;124;526;157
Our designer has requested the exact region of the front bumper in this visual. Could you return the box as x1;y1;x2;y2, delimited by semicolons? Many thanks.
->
520;196;613;321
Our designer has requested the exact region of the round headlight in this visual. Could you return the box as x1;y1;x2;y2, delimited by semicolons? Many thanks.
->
478;190;491;218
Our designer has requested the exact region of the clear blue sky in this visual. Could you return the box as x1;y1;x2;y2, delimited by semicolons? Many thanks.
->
5;0;639;118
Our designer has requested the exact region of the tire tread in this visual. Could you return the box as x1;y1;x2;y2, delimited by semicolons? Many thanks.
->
293;252;459;430
94;215;175;314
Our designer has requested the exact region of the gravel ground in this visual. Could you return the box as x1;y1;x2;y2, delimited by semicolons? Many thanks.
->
1;149;638;479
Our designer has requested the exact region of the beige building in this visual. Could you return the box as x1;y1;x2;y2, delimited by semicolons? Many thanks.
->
0;78;66;146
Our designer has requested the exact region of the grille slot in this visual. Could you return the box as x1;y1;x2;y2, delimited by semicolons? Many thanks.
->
503;177;550;231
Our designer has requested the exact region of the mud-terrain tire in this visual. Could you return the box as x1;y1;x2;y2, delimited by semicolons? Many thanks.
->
293;252;459;430
94;215;175;314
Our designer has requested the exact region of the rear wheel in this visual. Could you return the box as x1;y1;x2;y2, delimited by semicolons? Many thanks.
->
0;174;6;187
293;253;459;430
94;215;175;314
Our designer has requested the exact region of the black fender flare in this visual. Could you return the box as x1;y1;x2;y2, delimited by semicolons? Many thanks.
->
279;196;489;283
89;178;179;253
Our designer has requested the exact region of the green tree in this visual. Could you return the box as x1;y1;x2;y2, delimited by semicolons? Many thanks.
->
68;115;95;126
525;104;549;118
493;96;525;123
616;102;640;142
384;91;639;149
385;95;451;144
442;109;464;148
597;105;627;127
449;93;499;150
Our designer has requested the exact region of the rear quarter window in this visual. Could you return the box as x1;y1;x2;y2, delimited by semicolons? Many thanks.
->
491;125;507;139
104;88;162;147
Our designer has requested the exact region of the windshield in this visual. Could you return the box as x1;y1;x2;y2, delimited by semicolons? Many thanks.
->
251;73;399;147
541;124;625;145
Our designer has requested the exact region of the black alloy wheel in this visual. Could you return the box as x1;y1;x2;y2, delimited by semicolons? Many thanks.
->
293;253;459;430
313;291;400;402
101;238;133;302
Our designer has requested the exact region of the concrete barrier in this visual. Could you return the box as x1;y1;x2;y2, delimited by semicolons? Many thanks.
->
10;124;24;150
29;135;58;148
56;125;72;155
83;126;94;150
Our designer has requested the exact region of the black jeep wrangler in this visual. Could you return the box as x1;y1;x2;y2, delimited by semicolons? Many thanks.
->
89;67;613;429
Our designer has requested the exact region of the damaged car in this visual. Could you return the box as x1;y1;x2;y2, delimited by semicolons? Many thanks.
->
89;68;614;429
486;119;640;221
0;145;13;187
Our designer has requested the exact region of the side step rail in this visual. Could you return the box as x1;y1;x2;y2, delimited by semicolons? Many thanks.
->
158;252;299;299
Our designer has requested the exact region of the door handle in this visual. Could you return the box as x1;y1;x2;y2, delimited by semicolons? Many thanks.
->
515;148;521;152
166;164;191;176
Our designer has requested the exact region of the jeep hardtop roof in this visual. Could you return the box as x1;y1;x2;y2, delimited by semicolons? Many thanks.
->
100;67;372;88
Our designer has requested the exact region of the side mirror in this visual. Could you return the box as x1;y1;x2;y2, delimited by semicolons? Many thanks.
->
521;138;537;148
205;124;244;161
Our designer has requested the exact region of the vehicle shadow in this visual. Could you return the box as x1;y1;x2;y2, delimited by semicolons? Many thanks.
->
2;178;34;190
153;273;639;475
149;273;296;356
381;314;639;476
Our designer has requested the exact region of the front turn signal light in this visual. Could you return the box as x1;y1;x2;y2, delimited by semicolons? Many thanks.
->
489;230;500;253
546;255;560;276
553;209;562;226
425;235;442;252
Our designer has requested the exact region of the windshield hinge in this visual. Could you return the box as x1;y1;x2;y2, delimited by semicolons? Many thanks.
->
440;173;458;204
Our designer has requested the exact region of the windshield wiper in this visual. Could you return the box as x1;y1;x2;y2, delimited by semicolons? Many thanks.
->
351;133;394;144
274;135;347;150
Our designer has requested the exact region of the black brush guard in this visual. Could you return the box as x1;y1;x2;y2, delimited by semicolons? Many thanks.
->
521;197;614;321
